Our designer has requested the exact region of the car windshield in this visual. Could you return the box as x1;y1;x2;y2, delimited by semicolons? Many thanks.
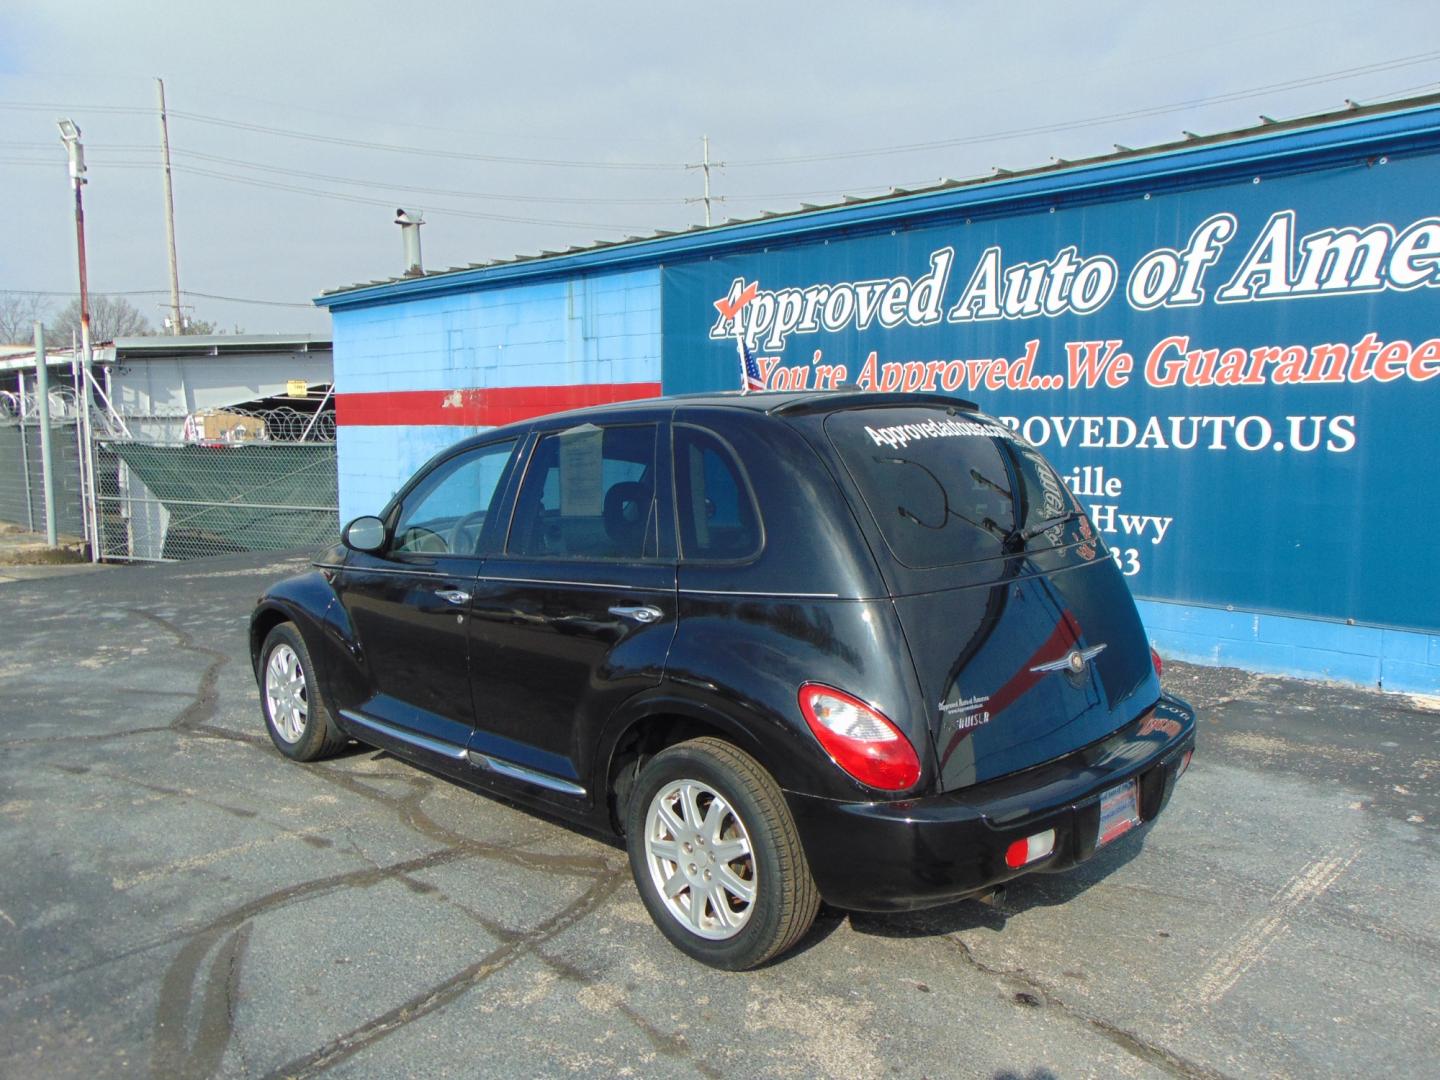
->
824;406;1078;569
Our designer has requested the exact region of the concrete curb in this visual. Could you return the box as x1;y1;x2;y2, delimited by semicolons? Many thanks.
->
0;525;89;566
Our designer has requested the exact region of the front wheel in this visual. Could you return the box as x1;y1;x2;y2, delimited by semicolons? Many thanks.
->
259;622;347;761
625;737;820;970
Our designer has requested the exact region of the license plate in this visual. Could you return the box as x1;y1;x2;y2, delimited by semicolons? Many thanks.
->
1096;779;1141;847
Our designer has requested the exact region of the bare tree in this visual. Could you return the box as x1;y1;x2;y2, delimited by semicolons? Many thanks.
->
0;292;51;345
47;294;154;344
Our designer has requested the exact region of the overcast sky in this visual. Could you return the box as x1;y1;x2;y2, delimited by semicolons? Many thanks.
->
3;1;1438;337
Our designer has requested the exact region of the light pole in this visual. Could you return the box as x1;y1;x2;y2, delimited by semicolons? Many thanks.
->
57;119;91;369
58;117;99;558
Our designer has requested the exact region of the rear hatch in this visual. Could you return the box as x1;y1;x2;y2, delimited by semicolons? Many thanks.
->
819;403;1160;792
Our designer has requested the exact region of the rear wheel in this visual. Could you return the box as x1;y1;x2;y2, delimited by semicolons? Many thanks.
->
625;737;819;970
259;622;347;761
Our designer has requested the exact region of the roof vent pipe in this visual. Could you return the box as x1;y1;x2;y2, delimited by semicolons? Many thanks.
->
395;208;424;277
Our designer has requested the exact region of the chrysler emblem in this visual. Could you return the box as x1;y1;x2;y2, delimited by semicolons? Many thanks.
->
1031;643;1107;676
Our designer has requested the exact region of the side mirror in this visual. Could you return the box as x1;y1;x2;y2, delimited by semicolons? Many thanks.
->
342;515;387;553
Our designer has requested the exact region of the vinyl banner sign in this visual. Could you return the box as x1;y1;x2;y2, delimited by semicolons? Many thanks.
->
661;154;1440;631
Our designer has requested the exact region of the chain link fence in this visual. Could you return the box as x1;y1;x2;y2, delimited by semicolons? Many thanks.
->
0;389;86;539
96;404;339;562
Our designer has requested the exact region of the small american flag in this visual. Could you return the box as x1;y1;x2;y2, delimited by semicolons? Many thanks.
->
738;336;764;393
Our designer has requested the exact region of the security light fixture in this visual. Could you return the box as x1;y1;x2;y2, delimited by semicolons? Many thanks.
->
57;118;85;182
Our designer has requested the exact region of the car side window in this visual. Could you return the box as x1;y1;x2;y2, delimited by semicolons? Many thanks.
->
508;424;658;561
674;426;761;561
392;440;517;556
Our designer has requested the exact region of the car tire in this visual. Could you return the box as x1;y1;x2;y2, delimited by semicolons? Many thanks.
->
625;736;820;970
258;622;347;762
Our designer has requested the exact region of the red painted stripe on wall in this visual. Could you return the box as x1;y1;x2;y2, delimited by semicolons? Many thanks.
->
335;382;662;427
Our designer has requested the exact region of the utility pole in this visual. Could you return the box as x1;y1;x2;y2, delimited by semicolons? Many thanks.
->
156;77;184;335
701;135;712;227
686;136;720;227
58;118;98;560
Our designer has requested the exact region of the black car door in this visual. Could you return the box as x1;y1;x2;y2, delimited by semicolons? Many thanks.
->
466;415;677;795
333;437;520;753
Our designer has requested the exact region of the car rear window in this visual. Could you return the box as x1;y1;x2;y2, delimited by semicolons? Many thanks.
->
824;406;1078;569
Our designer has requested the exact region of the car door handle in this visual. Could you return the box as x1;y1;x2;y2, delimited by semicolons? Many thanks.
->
609;604;663;624
435;588;472;605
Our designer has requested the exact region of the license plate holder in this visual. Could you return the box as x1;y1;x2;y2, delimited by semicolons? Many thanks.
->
1096;779;1141;847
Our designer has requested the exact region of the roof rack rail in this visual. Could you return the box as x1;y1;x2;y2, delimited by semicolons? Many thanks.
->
769;391;980;417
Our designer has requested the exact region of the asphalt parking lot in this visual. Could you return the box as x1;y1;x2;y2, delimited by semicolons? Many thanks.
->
1;552;1436;1079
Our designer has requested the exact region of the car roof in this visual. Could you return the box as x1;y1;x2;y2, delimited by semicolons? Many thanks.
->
442;390;983;455
531;389;980;424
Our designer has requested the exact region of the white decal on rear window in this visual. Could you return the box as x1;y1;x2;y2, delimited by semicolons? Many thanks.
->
864;418;1018;449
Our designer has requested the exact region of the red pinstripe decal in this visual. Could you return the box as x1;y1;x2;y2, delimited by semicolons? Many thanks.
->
335;383;662;427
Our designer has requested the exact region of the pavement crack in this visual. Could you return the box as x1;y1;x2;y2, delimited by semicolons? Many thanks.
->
127;608;229;733
183;723;271;748
949;937;1232;1080
265;866;628;1079
532;944;724;1079
74;767;272;828
145;851;477;1079
1;725;172;747
14;848;475;1003
151;921;253;1080
225;924;251;1076
310;762;615;876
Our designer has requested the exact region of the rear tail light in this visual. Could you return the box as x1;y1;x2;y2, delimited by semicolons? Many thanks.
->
798;684;921;792
1004;829;1056;869
1178;748;1194;778
1150;646;1164;678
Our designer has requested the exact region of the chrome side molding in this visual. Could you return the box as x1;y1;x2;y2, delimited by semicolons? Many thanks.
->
467;751;588;798
340;709;587;799
340;710;468;761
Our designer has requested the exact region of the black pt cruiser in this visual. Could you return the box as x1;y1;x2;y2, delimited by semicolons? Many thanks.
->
251;390;1196;969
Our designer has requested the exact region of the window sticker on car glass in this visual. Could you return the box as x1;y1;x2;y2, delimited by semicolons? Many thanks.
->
559;425;604;517
863;417;1017;450
1017;444;1070;547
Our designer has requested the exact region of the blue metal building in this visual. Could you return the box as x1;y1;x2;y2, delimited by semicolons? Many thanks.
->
317;94;1440;693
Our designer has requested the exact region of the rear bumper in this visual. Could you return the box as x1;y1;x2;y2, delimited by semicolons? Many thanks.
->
785;692;1196;912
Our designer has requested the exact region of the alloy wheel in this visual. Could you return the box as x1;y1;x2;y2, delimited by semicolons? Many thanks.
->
643;779;757;940
264;643;308;743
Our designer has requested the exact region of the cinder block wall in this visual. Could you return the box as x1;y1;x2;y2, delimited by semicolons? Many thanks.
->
331;267;661;521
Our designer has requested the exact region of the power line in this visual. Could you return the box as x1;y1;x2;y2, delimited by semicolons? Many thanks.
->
159;86;691;150
0;101;153;115
167;164;652;229
0;154;919;207
165;108;687;171
1;287;314;309
0;138;692;206
726;51;1440;166
0;99;689;170
181;289;314;309
0;158;157;168
0;140;157;151
0;145;905;208
166;148;693;206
